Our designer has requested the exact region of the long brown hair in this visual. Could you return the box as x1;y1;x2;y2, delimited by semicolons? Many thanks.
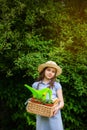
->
37;67;57;88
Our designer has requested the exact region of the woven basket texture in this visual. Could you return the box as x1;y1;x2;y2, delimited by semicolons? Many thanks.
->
26;101;57;117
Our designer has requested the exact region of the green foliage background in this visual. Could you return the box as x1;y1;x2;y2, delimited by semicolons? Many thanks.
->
0;0;87;130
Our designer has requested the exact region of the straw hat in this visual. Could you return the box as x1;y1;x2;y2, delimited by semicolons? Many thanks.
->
38;61;62;76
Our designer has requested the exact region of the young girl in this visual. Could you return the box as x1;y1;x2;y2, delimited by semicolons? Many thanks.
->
32;61;64;130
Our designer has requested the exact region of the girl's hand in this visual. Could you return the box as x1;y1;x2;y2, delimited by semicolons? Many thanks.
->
53;106;59;116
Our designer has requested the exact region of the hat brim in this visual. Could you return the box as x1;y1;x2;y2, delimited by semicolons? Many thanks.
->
38;63;62;76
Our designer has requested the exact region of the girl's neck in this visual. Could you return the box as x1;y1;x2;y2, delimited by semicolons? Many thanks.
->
42;78;50;84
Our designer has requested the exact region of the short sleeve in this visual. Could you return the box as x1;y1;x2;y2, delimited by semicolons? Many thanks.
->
54;82;62;91
32;81;39;89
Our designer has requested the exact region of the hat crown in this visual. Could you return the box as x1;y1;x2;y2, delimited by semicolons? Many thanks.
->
46;61;57;65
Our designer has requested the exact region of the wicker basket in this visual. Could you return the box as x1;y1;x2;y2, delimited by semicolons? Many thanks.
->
26;99;58;117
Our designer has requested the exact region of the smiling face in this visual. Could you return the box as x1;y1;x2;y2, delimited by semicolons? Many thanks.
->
44;67;56;80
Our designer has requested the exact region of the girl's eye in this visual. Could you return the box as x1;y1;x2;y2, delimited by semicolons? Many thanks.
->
47;68;51;71
52;70;56;73
47;68;56;73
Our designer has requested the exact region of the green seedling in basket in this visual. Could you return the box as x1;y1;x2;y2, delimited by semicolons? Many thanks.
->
24;84;52;103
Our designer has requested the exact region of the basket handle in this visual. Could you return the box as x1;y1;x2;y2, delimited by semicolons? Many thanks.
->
24;98;31;105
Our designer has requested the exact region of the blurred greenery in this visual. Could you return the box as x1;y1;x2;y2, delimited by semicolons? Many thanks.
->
0;0;87;130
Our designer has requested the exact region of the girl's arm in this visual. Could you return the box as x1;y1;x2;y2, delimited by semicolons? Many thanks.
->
57;89;64;109
53;89;64;115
